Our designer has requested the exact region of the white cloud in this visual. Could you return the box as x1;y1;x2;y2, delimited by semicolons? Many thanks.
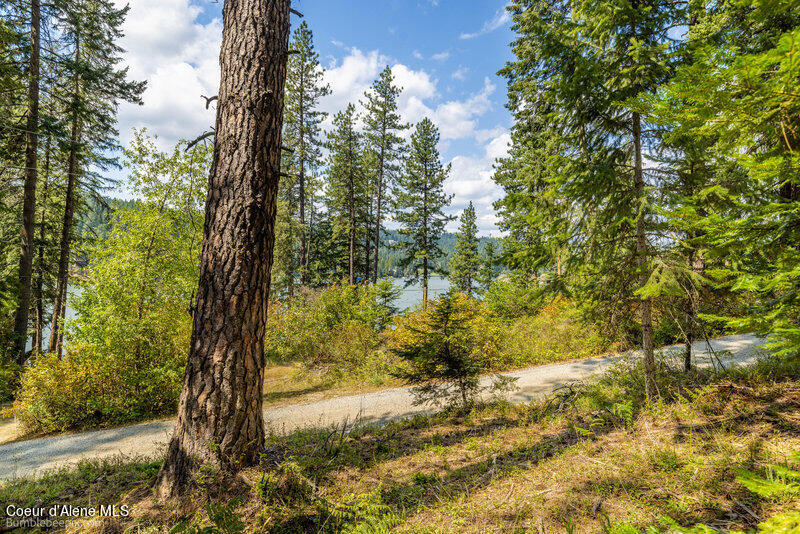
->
430;50;450;61
444;130;509;234
430;77;495;140
460;6;511;40
452;66;469;81
114;0;220;150
412;50;424;60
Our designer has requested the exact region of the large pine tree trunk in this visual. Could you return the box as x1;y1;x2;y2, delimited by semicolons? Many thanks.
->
364;200;371;282
633;112;656;399
155;0;290;498
298;71;307;286
12;0;41;364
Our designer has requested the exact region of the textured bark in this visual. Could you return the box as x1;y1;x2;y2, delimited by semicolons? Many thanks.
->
12;0;41;364
155;0;291;498
298;68;307;286
49;118;79;357
633;112;656;399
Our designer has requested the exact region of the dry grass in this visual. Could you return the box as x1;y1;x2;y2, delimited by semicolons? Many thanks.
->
3;359;799;533
261;363;403;407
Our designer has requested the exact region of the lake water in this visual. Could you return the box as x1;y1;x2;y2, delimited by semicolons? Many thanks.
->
394;276;451;310
25;285;79;352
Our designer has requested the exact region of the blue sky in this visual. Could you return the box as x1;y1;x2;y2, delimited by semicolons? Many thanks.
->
113;0;514;235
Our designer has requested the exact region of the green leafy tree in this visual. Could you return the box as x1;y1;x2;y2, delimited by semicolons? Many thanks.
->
362;66;408;282
448;201;480;296
47;0;145;355
15;135;210;431
393;118;453;306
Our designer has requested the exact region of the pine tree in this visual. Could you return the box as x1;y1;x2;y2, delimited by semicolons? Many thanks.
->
648;0;800;357
362;66;407;282
10;0;41;363
282;21;329;287
449;202;480;296
499;0;684;399
46;0;144;355
393;118;453;306
478;240;498;293
156;0;292;498
326;104;369;285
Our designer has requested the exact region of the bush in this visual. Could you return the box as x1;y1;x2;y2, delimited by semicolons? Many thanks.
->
483;274;544;319
0;358;20;402
265;281;401;378
14;347;182;433
496;298;608;368
390;292;502;409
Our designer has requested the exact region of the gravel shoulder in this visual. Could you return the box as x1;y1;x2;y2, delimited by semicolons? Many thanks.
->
0;334;768;480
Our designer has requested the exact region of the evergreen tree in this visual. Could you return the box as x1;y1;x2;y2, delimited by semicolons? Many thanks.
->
449;202;480;296
10;0;41;362
393;118;453;306
326;104;369;285
157;0;292;498
282;21;329;288
498;0;684;398
361;66;407;282
647;0;800;357
47;0;144;355
478;240;498;293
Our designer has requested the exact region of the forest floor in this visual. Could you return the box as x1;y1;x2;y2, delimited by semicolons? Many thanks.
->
0;338;796;533
0;335;765;480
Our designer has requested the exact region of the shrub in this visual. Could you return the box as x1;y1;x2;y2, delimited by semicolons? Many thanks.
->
390;292;501;409
14;347;182;433
265;281;401;379
483;274;544;319
0;357;20;402
497;298;608;368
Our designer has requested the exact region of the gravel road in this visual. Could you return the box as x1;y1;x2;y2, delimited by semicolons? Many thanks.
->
0;334;768;480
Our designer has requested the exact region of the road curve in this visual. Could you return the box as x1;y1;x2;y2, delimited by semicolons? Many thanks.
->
0;334;767;480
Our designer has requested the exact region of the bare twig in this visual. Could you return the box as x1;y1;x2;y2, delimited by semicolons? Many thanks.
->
186;130;215;150
201;94;218;109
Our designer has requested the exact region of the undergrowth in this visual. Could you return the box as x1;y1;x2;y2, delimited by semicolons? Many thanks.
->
2;352;798;533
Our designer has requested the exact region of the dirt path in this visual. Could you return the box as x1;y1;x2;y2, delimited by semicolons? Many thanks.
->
0;334;767;480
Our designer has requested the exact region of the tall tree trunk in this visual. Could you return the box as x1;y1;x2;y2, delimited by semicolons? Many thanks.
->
49;42;81;356
633;112;656;399
364;198;371;283
298;70;307;286
348;196;355;285
422;258;428;308
155;0;290;498
12;0;41;364
34;136;52;354
372;142;384;284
